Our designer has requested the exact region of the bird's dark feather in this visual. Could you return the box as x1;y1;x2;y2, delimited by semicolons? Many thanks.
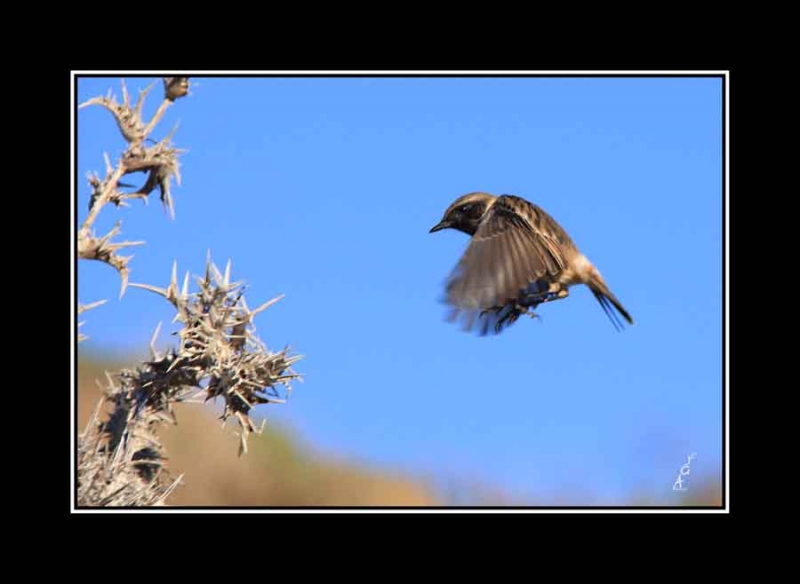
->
442;196;573;334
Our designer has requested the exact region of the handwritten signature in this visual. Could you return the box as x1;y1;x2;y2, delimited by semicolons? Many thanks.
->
672;452;697;492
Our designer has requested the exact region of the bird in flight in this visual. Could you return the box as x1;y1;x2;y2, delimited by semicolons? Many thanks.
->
429;191;634;335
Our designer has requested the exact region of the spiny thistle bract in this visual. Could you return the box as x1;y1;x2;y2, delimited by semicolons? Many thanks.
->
78;256;302;506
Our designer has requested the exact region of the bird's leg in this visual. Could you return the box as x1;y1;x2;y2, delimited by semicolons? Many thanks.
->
479;302;541;334
546;288;569;302
522;287;569;306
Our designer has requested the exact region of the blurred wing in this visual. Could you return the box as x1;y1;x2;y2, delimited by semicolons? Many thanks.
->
443;197;568;333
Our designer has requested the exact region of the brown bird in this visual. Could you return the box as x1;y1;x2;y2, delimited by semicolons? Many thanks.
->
429;191;634;335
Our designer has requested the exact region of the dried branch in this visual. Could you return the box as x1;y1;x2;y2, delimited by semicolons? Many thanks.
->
79;78;188;232
78;78;189;312
78;221;144;298
78;77;190;145
128;253;302;456
77;381;185;506
78;255;302;505
119;128;184;219
78;79;152;144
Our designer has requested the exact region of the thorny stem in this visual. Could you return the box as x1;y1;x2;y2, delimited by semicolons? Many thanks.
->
141;99;174;139
78;79;189;298
79;164;126;237
78;99;175;236
78;77;189;236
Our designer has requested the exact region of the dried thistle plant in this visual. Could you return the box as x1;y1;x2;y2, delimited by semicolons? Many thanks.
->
78;255;302;506
78;77;188;304
76;78;303;506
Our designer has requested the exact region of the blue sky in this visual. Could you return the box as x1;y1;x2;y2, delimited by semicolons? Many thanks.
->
76;75;723;503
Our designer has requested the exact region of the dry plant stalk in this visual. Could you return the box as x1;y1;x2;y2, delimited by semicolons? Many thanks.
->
76;78;302;506
78;256;302;506
77;77;187;302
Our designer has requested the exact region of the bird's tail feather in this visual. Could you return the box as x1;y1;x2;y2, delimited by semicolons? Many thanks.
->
587;274;634;332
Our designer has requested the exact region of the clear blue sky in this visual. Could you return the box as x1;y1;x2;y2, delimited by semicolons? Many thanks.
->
76;75;723;504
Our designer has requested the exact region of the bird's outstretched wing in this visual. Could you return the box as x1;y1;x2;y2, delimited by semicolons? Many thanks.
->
443;196;570;334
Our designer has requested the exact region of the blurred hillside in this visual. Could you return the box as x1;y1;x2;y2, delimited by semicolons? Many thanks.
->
76;354;722;507
77;355;442;506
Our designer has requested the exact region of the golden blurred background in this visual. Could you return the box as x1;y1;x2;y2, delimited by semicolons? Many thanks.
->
77;354;722;507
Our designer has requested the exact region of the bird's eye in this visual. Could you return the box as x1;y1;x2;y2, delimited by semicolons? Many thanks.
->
460;204;473;214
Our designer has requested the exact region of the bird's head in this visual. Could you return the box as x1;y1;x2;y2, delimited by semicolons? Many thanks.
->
429;192;496;236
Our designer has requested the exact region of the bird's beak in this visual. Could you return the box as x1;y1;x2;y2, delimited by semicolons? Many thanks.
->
429;221;451;233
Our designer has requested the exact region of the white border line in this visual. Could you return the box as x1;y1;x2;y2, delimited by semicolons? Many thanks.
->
71;74;77;512
71;70;730;75
724;72;730;510
71;71;729;513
